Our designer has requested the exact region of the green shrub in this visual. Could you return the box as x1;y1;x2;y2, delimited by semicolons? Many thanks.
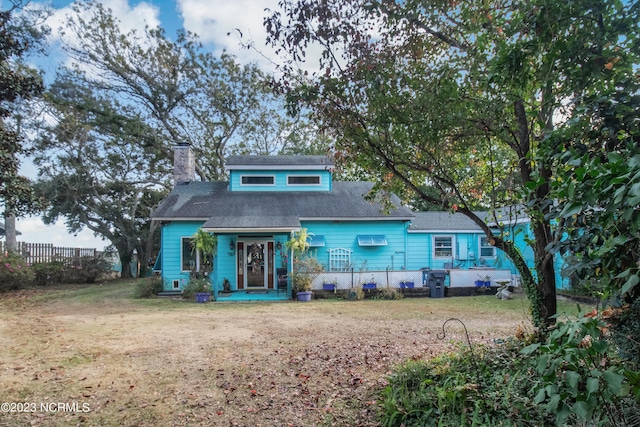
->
30;254;113;285
381;339;553;426
376;287;404;300
609;299;640;367
0;253;35;291
31;261;66;285
66;255;113;283
521;312;636;426
182;276;211;300
135;275;163;298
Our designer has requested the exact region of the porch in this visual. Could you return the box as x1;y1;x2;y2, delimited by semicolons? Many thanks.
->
214;289;289;302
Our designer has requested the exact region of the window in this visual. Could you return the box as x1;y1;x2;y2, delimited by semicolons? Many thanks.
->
480;237;496;258
308;235;325;247
288;175;320;185
241;175;274;185
181;237;196;271
434;236;453;257
357;235;388;246
181;237;213;272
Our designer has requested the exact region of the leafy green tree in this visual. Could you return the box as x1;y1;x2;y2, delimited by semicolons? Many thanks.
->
60;0;325;177
34;70;167;278
265;0;639;328
545;73;640;300
33;1;328;275
0;0;49;250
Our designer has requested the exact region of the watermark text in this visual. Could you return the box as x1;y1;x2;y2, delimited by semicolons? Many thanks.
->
1;402;91;413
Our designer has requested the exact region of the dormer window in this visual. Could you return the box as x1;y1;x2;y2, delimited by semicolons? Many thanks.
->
241;175;274;185
287;175;321;185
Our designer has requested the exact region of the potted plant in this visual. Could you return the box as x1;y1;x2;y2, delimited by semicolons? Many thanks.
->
362;275;377;290
322;277;337;292
183;276;212;302
475;274;491;287
286;228;323;301
194;278;212;303
399;281;415;289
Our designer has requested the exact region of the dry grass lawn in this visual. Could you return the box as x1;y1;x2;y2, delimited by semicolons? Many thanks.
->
0;281;569;426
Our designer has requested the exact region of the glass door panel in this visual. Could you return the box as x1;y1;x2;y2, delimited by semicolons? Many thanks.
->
245;241;266;288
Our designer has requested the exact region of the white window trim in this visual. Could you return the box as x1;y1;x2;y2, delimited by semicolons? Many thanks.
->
240;174;276;186
180;236;199;272
479;236;496;258
287;174;322;186
357;235;388;247
433;235;455;258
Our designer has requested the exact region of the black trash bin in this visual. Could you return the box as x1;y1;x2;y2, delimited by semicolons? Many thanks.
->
428;270;447;298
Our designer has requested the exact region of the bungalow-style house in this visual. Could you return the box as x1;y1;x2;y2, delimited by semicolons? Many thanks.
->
152;146;568;301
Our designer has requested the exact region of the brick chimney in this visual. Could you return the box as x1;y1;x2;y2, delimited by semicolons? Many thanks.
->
174;143;195;185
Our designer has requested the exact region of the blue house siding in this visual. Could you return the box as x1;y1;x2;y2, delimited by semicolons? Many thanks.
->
214;234;237;291
229;169;332;192
407;231;489;270
302;220;409;271
160;221;205;291
159;219;571;294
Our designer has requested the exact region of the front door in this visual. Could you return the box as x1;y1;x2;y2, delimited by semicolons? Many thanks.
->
244;240;267;288
237;239;275;289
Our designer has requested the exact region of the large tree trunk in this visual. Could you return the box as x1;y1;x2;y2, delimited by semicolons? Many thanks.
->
139;220;160;278
531;219;558;325
512;98;558;328
118;250;133;279
3;212;17;253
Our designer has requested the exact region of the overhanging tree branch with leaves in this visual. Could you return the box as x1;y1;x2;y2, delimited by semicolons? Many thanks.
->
265;0;638;329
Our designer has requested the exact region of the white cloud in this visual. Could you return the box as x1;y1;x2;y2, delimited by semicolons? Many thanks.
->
15;216;109;251
46;0;162;74
177;0;281;69
49;0;161;40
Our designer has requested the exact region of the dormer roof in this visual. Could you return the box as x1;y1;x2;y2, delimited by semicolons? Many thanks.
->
226;155;334;171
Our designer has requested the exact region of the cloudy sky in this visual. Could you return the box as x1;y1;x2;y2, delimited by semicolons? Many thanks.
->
15;0;285;250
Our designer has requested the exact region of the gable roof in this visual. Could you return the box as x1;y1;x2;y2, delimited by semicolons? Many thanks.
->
152;181;414;232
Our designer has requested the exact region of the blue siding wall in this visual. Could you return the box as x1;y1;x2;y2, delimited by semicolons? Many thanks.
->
301;220;409;272
407;224;569;289
161;220;569;293
229;169;332;192
215;234;236;291
407;232;492;270
160;221;204;291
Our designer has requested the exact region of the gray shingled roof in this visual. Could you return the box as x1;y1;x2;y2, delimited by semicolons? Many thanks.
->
226;155;334;168
409;211;483;231
409;208;530;231
152;181;414;230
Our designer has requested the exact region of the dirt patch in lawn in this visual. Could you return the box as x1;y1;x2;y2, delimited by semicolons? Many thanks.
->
0;284;534;426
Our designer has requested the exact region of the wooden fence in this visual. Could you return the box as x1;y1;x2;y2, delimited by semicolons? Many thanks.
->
0;242;97;266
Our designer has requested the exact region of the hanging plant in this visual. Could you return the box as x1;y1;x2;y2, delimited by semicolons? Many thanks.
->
191;228;217;273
